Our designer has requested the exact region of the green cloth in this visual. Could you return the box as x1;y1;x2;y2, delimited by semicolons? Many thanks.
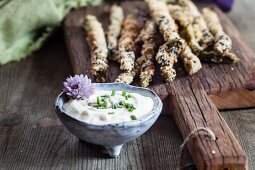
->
0;0;102;65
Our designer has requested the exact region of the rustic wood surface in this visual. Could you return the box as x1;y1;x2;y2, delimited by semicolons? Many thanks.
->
0;0;255;170
64;1;254;169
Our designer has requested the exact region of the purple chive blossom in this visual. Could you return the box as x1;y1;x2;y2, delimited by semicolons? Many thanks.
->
63;74;95;99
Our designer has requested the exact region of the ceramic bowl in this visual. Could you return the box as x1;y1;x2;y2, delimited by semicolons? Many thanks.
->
55;83;163;157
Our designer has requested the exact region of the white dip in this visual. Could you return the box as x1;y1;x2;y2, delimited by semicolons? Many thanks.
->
63;90;154;125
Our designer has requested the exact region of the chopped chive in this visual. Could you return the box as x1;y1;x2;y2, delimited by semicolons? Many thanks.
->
97;96;100;105
119;101;124;106
103;100;107;108
108;112;115;115
111;89;116;96
122;91;126;97
130;115;137;120
127;94;131;98
101;94;110;98
125;96;128;100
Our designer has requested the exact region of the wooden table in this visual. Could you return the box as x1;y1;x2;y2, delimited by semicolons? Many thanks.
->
0;0;254;169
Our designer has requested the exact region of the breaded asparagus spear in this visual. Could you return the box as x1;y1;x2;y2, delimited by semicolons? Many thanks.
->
156;42;178;81
117;15;139;72
136;20;158;87
115;72;135;84
168;4;203;54
107;4;124;60
146;0;185;46
202;8;239;63
202;8;231;53
84;15;109;82
146;0;185;81
178;0;214;49
180;45;202;74
115;20;158;86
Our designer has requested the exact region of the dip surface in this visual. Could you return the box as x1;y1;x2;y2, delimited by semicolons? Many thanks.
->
63;90;154;125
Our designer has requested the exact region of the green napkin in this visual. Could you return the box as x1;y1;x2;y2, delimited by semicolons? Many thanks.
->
0;0;102;65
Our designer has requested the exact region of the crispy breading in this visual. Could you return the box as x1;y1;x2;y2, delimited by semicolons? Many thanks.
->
178;0;214;49
140;60;155;87
156;42;178;81
146;0;185;47
180;45;202;74
84;15;108;82
202;7;232;54
115;20;157;86
115;72;135;84
199;51;240;63
137;20;157;87
117;15;139;72
168;4;203;54
107;5;124;60
146;0;187;81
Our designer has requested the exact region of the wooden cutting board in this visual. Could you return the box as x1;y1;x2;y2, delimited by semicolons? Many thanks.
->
64;1;255;169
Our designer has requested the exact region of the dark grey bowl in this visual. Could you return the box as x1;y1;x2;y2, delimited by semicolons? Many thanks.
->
55;83;163;157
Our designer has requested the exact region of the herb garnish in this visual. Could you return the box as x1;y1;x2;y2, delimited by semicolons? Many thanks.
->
92;90;136;112
97;96;100;105
111;89;115;96
108;112;115;115
103;99;107;108
130;115;137;120
101;94;110;99
121;91;126;97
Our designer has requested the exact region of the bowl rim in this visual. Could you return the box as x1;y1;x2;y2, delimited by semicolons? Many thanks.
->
55;83;163;129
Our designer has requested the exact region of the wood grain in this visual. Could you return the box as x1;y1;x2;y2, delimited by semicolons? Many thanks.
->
63;1;255;169
0;0;255;170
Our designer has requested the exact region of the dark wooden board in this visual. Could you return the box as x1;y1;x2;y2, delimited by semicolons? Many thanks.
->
64;1;255;169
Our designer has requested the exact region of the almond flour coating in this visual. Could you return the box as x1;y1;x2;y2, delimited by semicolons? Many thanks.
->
115;20;158;86
202;8;231;54
115;72;135;84
117;15;139;72
136;20;157;87
84;15;108;82
180;45;202;74
178;0;213;49
107;5;124;60
146;0;187;81
168;4;202;54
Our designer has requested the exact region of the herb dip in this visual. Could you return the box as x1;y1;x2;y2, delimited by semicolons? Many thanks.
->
63;90;154;125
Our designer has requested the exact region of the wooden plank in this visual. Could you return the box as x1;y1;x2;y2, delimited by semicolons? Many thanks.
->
171;83;247;169
0;116;185;170
63;1;252;169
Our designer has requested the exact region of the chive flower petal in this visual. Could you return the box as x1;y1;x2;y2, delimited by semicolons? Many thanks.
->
63;74;95;99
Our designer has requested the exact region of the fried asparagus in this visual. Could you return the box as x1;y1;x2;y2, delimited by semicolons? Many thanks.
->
84;15;108;82
146;0;185;81
178;0;214;49
115;72;135;84
117;15;139;72
115;20;158;86
202;8;231;53
202;8;239;63
146;0;185;46
136;20;158;87
107;5;124;60
180;45;202;74
156;42;178;81
168;4;203;54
